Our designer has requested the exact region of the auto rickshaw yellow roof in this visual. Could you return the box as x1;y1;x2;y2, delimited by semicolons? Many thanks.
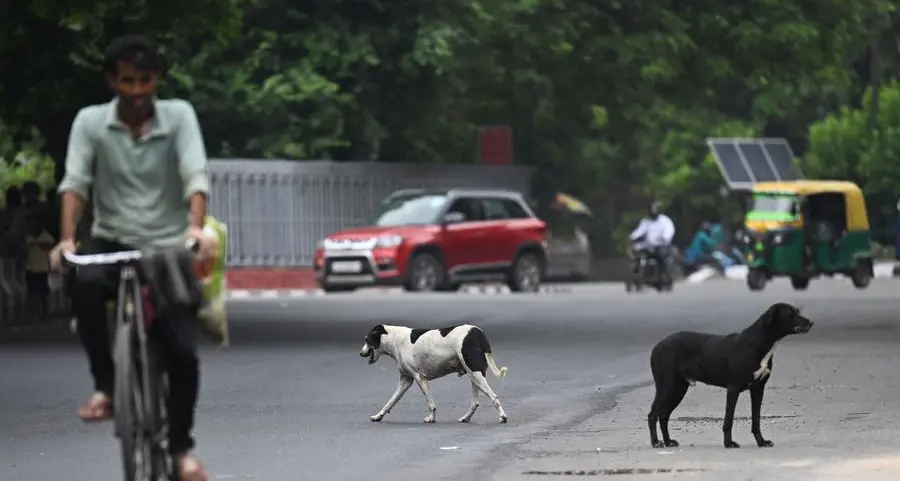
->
751;180;869;231
752;180;863;196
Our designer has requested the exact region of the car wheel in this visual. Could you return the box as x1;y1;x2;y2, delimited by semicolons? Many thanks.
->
404;252;444;292
508;251;543;293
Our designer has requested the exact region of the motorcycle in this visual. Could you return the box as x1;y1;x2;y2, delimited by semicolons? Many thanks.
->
679;229;748;278
624;238;674;293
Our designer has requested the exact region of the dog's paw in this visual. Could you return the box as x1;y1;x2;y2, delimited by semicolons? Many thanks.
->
457;417;471;423
369;413;384;422
651;440;665;449
757;439;774;448
499;415;508;424
664;439;679;447
724;441;740;449
423;416;436;424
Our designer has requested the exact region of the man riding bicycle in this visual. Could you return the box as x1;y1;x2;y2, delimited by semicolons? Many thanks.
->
50;35;215;481
629;201;676;281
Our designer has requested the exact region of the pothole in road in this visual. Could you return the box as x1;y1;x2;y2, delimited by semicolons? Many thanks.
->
523;468;706;476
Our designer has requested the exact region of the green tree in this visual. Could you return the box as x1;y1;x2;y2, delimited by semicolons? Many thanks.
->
1;0;894;256
805;80;900;242
0;0;242;175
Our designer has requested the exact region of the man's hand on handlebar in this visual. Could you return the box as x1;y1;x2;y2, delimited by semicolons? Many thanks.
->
50;239;78;272
186;226;215;260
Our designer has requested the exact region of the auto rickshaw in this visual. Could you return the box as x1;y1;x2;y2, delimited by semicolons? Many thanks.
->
741;180;873;291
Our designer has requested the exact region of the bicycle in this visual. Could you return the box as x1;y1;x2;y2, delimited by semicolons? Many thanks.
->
62;240;200;481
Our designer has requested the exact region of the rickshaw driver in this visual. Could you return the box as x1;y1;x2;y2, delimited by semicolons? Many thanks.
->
798;197;815;270
629;201;677;281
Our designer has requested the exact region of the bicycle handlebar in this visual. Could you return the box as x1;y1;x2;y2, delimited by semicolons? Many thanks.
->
61;238;199;267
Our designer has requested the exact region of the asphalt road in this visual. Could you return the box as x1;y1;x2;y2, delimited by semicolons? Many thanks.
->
2;278;899;481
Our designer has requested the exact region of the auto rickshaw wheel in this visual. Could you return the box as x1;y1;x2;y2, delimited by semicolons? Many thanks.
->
747;268;767;291
850;260;873;289
790;276;810;291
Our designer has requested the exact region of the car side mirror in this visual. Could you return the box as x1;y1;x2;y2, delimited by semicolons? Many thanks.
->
444;212;466;224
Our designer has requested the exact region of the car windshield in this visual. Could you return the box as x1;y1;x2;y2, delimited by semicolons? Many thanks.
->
371;194;447;226
747;194;798;221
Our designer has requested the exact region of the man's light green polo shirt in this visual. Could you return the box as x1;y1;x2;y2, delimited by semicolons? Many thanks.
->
58;97;210;250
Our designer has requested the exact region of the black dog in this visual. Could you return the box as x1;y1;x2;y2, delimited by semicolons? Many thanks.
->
647;302;813;449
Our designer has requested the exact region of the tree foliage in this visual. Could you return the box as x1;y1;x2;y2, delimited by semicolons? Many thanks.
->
0;0;242;169
805;80;900;241
3;0;900;253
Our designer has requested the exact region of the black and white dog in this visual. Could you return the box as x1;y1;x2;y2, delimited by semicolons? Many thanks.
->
647;302;813;449
359;324;509;424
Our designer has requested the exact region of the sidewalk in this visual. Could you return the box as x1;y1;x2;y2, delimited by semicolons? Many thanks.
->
491;335;900;481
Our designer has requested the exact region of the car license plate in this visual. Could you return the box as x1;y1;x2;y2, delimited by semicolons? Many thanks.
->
331;261;362;273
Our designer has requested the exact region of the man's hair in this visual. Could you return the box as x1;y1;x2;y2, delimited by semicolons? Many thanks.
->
103;35;165;75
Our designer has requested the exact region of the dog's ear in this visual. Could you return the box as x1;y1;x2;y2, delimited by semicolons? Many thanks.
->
365;325;388;349
761;303;779;326
767;302;800;326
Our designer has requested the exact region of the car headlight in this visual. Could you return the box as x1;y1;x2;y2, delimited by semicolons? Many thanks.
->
773;234;783;244
376;235;404;248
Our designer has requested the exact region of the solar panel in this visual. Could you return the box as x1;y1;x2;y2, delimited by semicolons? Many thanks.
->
761;139;801;181
709;141;752;187
738;141;779;182
706;138;803;190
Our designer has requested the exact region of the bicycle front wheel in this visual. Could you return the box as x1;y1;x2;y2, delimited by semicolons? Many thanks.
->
113;321;141;481
116;322;170;481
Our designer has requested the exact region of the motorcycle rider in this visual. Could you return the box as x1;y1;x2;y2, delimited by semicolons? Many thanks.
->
629;201;676;282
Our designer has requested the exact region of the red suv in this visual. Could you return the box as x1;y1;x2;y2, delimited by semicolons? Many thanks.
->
314;188;548;293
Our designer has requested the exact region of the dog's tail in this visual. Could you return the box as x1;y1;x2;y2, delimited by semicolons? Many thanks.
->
485;353;508;378
473;327;508;378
